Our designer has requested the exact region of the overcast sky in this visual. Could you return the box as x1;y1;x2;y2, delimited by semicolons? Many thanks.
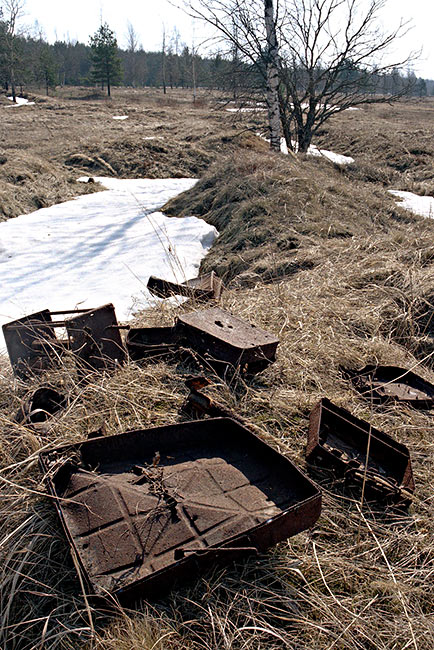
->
21;0;434;79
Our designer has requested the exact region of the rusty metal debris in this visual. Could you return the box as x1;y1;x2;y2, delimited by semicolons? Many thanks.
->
40;417;321;601
147;271;224;301
183;376;243;422
126;326;179;361
348;365;434;409
126;307;279;372
307;398;414;502
177;307;279;370
65;304;127;372
15;386;66;426
3;304;126;377
2;308;84;378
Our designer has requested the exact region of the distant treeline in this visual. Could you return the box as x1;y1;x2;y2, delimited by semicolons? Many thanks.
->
0;24;432;97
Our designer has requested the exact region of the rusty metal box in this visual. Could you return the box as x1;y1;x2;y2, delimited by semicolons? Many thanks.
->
40;418;321;602
307;398;414;501
177;307;279;368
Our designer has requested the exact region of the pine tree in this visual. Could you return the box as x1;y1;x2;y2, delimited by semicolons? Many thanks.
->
89;23;122;96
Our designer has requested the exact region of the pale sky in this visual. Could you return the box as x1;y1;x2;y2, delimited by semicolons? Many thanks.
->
21;0;434;79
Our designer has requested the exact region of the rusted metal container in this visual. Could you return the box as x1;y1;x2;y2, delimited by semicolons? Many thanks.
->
126;326;179;361
3;309;65;378
65;304;126;371
177;307;279;369
147;271;223;301
40;418;321;602
349;365;434;409
307;398;414;501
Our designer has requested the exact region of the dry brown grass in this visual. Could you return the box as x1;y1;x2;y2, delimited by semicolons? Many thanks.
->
1;89;434;649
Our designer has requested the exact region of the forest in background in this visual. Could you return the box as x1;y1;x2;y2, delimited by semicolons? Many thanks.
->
0;16;433;98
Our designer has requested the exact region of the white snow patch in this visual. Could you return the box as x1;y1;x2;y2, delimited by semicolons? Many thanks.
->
6;96;35;106
259;134;354;165
305;143;354;165
113;115;128;120
389;190;434;219
0;177;218;350
226;107;266;113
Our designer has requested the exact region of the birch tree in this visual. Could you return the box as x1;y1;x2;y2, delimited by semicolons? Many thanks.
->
185;0;417;153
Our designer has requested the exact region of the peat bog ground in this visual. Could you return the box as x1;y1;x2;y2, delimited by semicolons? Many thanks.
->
1;87;434;649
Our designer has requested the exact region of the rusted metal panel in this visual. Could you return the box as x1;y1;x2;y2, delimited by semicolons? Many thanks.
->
126;326;179;361
2;309;61;378
65;304;126;371
349;365;434;409
147;271;223;301
40;418;321;602
177;307;279;369
307;398;414;502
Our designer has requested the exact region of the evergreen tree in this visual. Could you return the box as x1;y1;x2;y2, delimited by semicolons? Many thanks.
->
89;23;122;96
37;44;57;95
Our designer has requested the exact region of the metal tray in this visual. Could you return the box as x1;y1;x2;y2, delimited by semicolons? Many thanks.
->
177;307;279;369
40;418;321;602
349;365;434;409
307;398;414;501
147;271;223;301
126;326;179;361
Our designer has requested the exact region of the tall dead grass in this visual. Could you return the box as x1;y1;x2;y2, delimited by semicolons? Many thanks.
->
1;93;434;649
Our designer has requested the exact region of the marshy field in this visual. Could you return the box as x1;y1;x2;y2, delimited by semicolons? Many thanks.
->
1;87;434;649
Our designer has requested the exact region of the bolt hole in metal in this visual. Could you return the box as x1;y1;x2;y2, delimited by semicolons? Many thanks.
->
215;320;233;329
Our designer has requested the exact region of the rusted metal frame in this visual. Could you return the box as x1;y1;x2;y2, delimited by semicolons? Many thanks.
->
307;398;414;502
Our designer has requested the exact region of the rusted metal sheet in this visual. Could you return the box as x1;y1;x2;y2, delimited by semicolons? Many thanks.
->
126;326;179;361
307;398;414;502
2;309;64;378
147;271;224;301
65;304;126;371
177;307;279;370
349;365;434;409
40;418;321;602
15;386;66;425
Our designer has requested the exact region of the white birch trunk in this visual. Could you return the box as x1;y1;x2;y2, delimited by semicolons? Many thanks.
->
264;0;281;151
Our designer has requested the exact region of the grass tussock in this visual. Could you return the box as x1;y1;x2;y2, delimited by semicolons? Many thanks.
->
1;90;434;649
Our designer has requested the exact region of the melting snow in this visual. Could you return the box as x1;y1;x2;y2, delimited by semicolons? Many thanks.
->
259;134;354;165
389;190;434;219
0;177;218;349
113;115;128;120
226;107;267;113
6;96;35;106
